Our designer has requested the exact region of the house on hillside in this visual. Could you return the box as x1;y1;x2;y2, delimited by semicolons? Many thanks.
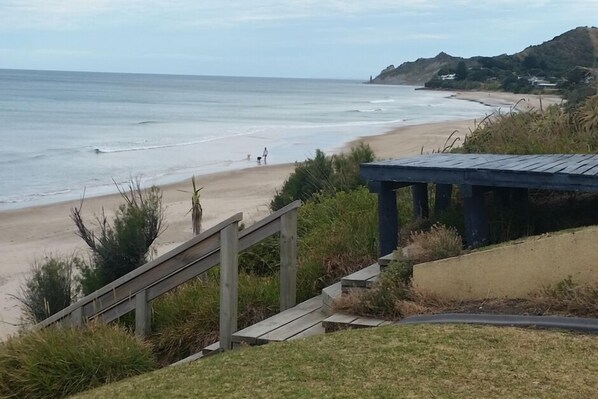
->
440;73;456;81
528;76;557;88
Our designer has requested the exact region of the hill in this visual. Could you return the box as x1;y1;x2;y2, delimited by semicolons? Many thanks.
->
74;324;598;399
371;26;598;93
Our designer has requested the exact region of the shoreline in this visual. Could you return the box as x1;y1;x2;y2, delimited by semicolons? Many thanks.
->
0;90;560;339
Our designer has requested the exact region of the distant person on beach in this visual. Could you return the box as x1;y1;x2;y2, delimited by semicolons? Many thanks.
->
263;147;268;164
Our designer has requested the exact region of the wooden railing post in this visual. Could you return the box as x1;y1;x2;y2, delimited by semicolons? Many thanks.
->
135;289;151;338
280;209;298;311
219;221;239;351
70;307;83;327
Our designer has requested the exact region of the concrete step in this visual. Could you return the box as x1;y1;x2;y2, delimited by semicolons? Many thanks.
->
341;263;380;293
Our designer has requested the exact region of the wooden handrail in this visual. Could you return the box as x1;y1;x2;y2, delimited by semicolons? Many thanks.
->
36;200;301;346
37;213;242;328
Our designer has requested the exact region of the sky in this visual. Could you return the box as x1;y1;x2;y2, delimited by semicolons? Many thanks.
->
0;0;597;79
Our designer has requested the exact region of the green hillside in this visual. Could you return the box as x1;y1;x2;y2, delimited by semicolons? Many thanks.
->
371;26;598;94
74;324;598;399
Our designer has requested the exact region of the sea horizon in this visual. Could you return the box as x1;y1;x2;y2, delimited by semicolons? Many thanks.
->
0;68;493;211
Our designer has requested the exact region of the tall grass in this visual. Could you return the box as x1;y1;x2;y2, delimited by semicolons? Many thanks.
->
0;324;156;399
149;271;279;364
460;96;598;154
298;187;378;285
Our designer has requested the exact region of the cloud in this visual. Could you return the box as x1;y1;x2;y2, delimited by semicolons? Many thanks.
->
0;0;441;30
0;0;594;33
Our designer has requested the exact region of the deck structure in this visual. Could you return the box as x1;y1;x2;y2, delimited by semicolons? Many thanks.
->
360;154;598;255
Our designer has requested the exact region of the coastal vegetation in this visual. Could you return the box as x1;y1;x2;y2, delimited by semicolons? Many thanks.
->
270;143;374;210
74;324;598;399
372;26;598;97
5;91;598;397
0;324;156;399
16;255;80;323
0;145;384;398
71;181;164;295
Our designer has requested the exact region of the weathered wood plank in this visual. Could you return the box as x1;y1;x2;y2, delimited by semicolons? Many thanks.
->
70;307;83;327
322;282;342;308
220;222;239;351
532;156;576;173
341;263;380;289
350;317;387;327
258;309;326;342
322;313;359;331
287;323;325;340
134;289;151;338
378;253;395;267
232;295;322;344
582;164;598;176
279;209;297;311
365;275;378;288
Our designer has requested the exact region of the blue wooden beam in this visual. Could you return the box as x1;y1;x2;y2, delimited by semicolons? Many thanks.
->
461;185;488;248
377;182;399;257
434;184;452;214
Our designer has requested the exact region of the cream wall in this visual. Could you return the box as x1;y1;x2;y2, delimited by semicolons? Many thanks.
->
413;226;598;300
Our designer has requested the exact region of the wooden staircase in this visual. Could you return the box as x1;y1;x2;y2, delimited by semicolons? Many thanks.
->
175;255;395;366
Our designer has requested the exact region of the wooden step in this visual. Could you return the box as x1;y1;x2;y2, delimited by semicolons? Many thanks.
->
378;252;395;268
322;281;342;316
169;340;221;366
201;341;221;356
322;312;393;333
341;263;380;293
232;295;326;345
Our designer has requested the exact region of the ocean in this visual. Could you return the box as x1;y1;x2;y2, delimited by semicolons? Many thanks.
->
0;69;492;210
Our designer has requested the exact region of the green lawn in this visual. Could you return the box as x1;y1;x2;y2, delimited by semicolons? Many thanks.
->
74;324;598;398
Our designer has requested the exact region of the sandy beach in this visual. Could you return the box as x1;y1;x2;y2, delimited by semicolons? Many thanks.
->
0;91;560;339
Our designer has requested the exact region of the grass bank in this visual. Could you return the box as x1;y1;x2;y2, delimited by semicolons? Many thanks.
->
75;324;598;399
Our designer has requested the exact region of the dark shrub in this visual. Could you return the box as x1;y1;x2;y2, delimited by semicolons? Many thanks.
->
71;181;164;295
271;143;374;210
18;255;80;323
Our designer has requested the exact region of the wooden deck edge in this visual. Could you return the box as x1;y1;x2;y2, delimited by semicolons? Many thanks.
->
341;263;381;291
231;295;323;345
378;252;395;267
322;313;392;333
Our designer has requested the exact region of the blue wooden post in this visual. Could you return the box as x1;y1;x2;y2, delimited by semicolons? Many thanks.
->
377;182;399;257
412;183;429;220
434;184;452;214
460;185;488;248
494;187;511;209
511;188;529;208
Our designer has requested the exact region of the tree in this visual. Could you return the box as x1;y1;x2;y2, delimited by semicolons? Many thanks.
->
455;61;468;81
71;180;164;294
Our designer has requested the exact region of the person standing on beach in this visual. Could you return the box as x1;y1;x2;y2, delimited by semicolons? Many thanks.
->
263;147;268;164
